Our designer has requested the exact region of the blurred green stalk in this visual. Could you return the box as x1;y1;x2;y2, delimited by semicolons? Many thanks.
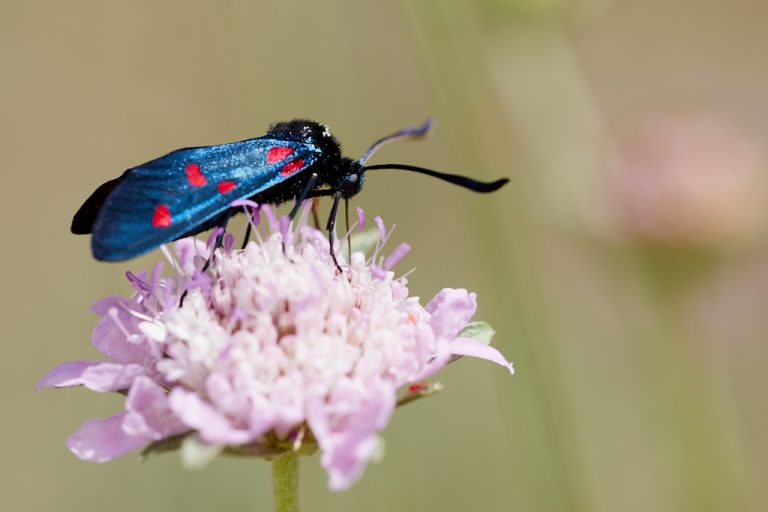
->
273;452;300;512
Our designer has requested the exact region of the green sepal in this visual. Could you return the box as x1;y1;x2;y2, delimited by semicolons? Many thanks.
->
139;431;192;462
458;321;495;345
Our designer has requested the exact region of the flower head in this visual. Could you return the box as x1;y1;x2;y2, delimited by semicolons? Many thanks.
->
39;204;513;490
612;111;768;248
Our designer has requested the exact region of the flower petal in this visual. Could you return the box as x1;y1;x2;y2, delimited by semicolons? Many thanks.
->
80;363;147;392
425;288;477;339
451;338;515;375
67;413;146;462
124;376;187;439
168;388;252;445
35;361;102;390
174;237;211;275
91;306;152;364
408;342;453;382
90;295;125;315
36;361;145;392
307;380;396;491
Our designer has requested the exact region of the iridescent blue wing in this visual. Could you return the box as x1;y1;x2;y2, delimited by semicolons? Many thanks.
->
91;137;320;261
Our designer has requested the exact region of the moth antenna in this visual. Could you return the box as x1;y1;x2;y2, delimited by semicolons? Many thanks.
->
359;118;433;165
362;164;509;193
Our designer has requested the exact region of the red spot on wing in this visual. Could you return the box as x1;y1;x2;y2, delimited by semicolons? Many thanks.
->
185;163;207;187
267;146;294;164
152;204;172;228
280;158;305;176
217;181;237;194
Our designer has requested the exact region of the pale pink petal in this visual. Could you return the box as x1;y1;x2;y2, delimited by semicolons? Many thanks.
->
36;361;145;392
35;361;102;390
451;338;515;375
90;295;125;315
268;374;306;437
246;398;277;438
168;388;252;445
125;271;152;294
409;343;453;382
425;288;477;339
80;363;147;392
308;381;396;491
91;309;152;364
67;413;146;462
174;238;211;274
124;376;187;439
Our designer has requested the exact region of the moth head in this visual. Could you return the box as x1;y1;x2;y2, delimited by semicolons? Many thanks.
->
337;159;364;198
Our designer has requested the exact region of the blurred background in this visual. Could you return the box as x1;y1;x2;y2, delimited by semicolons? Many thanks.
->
3;1;768;510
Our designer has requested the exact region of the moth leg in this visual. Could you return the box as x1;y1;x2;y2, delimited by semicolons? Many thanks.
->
326;191;343;273
241;203;262;250
241;222;252;250
180;208;236;306
201;208;236;273
344;198;351;262
288;188;335;234
303;190;335;230
280;173;320;255
289;173;319;220
306;189;336;198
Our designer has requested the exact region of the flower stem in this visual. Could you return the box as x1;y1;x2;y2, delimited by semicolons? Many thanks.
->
273;452;300;512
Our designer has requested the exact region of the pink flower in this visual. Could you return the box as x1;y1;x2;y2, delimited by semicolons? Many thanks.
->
612;111;768;248
38;205;513;490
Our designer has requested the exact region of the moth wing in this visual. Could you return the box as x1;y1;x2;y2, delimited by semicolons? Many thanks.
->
91;137;319;261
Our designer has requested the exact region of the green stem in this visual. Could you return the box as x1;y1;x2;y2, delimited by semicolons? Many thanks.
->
273;452;300;512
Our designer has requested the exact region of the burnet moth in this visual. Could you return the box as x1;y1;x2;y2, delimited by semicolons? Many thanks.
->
72;119;508;266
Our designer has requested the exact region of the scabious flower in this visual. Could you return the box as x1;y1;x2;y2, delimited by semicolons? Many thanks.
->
38;204;513;490
611;111;768;248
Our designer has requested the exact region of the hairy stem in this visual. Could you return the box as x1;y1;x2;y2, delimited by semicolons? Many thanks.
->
273;452;300;512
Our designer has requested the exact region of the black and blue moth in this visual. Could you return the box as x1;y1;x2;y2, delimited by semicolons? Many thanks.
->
72;119;508;261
